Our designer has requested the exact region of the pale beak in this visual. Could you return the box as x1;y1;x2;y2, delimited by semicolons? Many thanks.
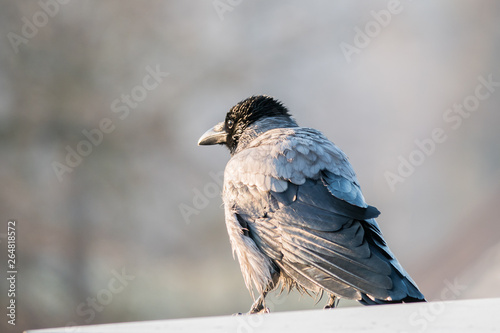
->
198;122;227;146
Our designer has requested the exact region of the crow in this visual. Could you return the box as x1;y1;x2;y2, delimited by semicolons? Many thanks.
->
198;95;425;313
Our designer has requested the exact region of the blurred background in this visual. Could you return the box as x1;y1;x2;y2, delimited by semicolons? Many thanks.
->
1;1;499;331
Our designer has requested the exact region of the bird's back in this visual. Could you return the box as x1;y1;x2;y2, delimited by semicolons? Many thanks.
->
223;127;425;304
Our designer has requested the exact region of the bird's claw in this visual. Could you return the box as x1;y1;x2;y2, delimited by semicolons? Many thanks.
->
324;295;339;309
232;307;270;316
248;305;270;314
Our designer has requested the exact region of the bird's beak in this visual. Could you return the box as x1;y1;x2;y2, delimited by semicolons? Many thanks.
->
198;122;227;146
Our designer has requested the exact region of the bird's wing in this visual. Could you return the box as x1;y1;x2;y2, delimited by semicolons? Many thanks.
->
238;127;368;207
224;128;424;301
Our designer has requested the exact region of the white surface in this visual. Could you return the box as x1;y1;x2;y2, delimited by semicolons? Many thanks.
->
26;298;500;333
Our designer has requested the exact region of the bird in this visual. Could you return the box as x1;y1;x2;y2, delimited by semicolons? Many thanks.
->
198;95;425;314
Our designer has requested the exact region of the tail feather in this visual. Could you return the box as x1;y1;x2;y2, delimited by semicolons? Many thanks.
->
359;293;426;305
359;218;426;305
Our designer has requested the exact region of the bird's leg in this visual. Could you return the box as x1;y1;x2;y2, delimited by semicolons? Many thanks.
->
248;291;270;314
231;291;270;315
248;270;281;314
324;294;339;309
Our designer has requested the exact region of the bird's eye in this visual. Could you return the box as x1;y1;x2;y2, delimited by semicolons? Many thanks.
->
227;119;234;129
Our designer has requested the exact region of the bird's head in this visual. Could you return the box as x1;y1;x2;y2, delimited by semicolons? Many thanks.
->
198;95;294;154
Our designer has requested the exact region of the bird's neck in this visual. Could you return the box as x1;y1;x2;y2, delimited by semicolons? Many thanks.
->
233;116;298;155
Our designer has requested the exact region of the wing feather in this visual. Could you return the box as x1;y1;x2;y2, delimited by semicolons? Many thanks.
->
223;127;425;302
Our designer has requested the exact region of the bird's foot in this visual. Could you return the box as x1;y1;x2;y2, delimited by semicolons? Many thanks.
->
247;296;270;314
232;307;270;315
249;307;270;314
324;295;339;309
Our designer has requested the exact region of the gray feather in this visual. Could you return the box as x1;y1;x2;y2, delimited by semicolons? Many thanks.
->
222;123;425;305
